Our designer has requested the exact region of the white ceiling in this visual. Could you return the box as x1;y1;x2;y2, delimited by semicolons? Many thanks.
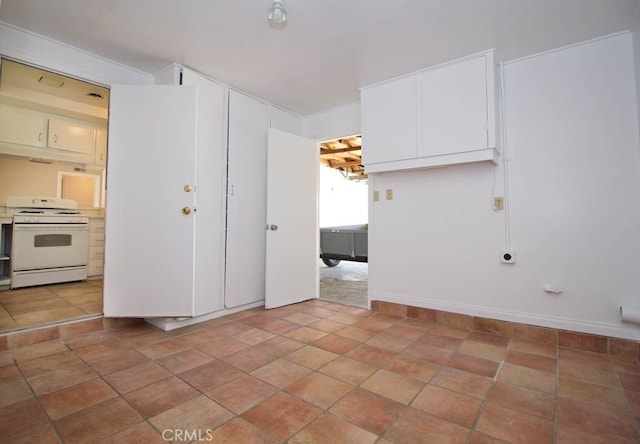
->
0;0;639;116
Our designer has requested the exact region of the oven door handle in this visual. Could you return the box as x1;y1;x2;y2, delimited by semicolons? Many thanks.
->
13;224;89;230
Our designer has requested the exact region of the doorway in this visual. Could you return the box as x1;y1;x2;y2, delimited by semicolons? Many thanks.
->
318;135;368;308
0;59;108;334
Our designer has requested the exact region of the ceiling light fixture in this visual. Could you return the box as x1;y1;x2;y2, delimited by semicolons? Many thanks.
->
267;0;287;24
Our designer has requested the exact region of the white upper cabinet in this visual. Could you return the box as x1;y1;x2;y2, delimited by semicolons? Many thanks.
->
0;104;47;147
361;50;497;173
0;103;103;165
95;126;107;166
420;54;489;157
361;75;418;165
47;117;96;154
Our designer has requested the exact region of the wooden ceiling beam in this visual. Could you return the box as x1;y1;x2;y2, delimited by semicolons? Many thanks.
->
331;159;363;168
320;146;361;155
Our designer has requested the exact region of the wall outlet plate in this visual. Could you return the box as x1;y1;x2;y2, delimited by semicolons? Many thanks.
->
501;249;516;264
493;196;504;210
386;189;393;200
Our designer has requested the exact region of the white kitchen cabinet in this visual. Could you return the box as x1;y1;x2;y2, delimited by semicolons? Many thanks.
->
48;117;96;154
225;90;269;309
361;50;497;173
94;126;107;166
87;218;104;277
0;103;47;147
361;75;418;165
0;103;103;165
420;54;490;157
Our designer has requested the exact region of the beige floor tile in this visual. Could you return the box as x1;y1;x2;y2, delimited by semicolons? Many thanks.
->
2;298;639;443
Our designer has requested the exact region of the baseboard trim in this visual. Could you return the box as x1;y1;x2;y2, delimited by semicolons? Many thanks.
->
371;297;639;357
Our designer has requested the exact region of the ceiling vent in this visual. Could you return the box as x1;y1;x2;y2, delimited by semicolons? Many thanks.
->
38;75;64;88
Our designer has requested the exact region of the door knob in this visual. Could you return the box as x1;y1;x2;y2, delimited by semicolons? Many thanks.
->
270;224;278;231
183;184;192;193
181;206;191;215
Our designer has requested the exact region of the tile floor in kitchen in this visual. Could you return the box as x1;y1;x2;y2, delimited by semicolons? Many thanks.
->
1;298;639;443
0;280;103;332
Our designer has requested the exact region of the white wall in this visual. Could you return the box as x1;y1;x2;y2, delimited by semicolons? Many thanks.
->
633;29;640;138
302;102;361;141
370;33;640;340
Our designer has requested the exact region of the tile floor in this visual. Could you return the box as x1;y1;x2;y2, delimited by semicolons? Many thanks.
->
1;299;639;443
0;280;103;332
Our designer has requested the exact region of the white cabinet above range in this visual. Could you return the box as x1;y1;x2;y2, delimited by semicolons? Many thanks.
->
361;50;497;173
0;103;105;166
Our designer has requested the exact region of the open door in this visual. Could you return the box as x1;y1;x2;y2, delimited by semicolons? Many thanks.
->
104;85;197;317
265;128;318;309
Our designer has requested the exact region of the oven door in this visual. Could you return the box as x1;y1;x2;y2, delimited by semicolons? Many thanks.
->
12;223;89;271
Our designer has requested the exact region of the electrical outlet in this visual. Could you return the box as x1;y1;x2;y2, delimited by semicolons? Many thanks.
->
493;196;504;211
501;249;516;264
386;189;393;200
373;191;380;202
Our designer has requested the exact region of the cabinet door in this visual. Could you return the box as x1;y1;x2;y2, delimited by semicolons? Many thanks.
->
0;104;47;147
48;117;96;154
95;127;107;166
104;85;197;317
87;219;105;277
420;55;488;157
361;75;418;165
225;90;269;309
181;69;226;316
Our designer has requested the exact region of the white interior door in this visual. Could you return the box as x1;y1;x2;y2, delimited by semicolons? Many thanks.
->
265;128;318;309
104;85;197;317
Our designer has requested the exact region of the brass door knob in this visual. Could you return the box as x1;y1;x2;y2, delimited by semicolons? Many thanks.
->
184;184;192;193
181;206;191;215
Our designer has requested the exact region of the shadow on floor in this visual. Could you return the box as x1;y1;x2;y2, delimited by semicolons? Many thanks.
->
319;260;367;308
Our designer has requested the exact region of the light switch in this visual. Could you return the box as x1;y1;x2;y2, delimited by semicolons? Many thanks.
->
386;189;393;200
493;196;504;211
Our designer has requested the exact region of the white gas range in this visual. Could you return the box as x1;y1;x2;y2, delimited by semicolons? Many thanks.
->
6;197;89;289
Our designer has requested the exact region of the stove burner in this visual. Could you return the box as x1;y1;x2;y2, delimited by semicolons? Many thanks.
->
18;210;44;214
56;211;80;215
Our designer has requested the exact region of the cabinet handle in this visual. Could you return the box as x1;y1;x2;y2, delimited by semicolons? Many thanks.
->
54;134;58;144
38;132;42;142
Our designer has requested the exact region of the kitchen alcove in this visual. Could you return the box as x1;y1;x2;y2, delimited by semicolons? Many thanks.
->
0;59;108;334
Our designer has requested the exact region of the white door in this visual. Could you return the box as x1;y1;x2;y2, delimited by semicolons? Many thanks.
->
265;128;318;309
225;91;269;309
104;85;197;317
